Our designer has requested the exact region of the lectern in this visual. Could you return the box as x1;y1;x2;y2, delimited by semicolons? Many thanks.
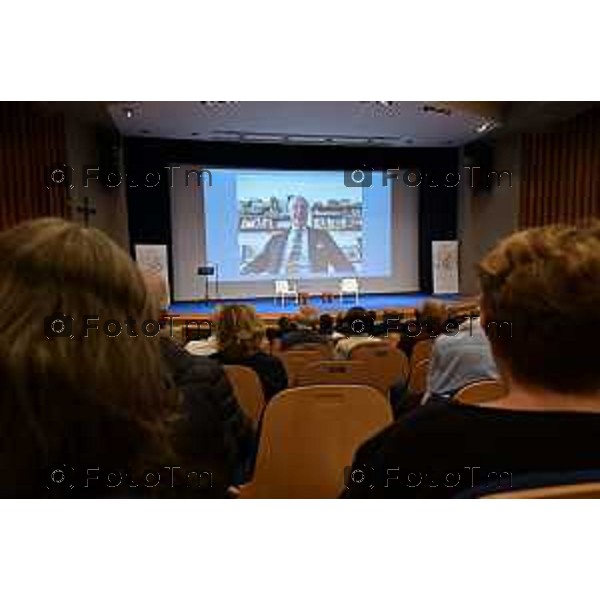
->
197;265;219;302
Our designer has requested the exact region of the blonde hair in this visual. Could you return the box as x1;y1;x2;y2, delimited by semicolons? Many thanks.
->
215;304;264;359
0;218;177;495
478;222;600;393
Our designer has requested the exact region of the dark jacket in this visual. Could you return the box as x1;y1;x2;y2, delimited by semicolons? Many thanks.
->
212;350;288;401
160;337;255;490
344;401;600;499
280;328;327;351
241;227;354;275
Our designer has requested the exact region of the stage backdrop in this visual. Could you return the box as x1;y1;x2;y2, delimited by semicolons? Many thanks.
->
124;137;459;296
170;168;419;300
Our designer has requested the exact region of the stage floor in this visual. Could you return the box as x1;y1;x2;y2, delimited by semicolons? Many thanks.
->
168;292;469;319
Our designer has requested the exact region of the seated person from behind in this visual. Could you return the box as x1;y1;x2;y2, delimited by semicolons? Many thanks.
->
241;195;354;276
397;300;449;358
333;306;383;359
211;304;288;401
144;274;255;484
422;316;499;403
0;218;228;498
345;223;600;498
279;305;326;351
184;322;219;357
319;313;335;336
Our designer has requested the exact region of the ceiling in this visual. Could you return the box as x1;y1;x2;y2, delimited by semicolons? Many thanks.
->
106;101;504;147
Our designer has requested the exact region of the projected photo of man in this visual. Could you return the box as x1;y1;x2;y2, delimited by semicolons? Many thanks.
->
241;195;355;276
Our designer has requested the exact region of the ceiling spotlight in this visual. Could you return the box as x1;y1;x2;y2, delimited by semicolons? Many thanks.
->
476;121;495;134
124;107;134;119
422;104;452;116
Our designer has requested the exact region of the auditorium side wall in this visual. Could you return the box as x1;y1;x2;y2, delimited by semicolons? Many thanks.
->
458;134;521;294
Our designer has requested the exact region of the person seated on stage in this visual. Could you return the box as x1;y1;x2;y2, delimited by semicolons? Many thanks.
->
397;299;449;358
0;218;230;498
333;306;383;359
211;304;288;401
345;223;600;498
422;315;499;403
280;305;327;351
240;195;355;276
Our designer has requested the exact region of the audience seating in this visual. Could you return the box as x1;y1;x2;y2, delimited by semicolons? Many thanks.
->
454;379;506;405
411;339;434;366
350;344;410;393
285;342;333;359
407;359;429;397
295;360;378;389
278;349;325;386
223;365;266;427
238;385;392;498
484;482;600;499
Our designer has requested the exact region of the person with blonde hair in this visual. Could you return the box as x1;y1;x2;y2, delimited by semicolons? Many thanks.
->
0;218;228;497
212;304;287;400
346;223;600;498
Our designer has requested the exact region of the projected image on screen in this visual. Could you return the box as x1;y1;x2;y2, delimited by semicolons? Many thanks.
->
201;169;391;283
238;178;362;277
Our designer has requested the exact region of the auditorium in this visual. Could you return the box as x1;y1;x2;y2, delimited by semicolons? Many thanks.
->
1;100;600;499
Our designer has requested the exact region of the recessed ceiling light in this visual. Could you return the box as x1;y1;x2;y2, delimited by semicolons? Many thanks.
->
243;133;285;142
475;121;495;133
422;104;452;116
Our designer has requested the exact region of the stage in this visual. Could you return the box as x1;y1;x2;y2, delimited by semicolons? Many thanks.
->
167;292;475;322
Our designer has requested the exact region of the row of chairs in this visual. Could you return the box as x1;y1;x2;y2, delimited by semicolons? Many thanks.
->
225;375;597;499
228;341;507;430
227;340;434;425
225;342;598;498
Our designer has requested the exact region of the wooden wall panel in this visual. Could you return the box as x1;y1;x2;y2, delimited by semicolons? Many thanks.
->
520;107;600;227
0;102;67;231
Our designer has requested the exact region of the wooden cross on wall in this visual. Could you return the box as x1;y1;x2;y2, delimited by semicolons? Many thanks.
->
69;196;97;227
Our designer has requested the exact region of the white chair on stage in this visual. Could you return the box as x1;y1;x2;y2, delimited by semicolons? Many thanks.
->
274;279;299;307
339;278;359;304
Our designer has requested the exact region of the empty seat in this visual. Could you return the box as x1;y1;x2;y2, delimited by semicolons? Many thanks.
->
350;344;410;394
407;359;429;397
454;379;506;405
411;339;433;366
238;385;392;498
485;482;600;499
295;360;377;389
223;365;266;427
278;350;324;386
